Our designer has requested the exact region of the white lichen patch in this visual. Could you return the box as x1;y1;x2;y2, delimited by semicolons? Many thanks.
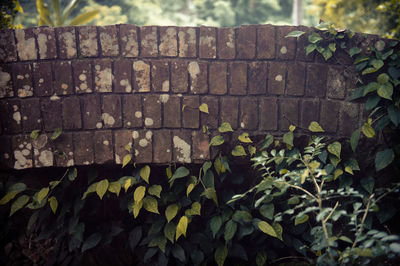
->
96;122;103;129
100;32;118;55
133;61;150;92
139;138;148;147
120;79;132;93
144;118;154;127
135;111;142;118
275;75;283;82
121;29;138;57
103;140;109;146
0;68;13;98
67;159;74;167
79;74;86;81
178;28;195;57
162;80;170;92
127;121;131;126
199;34;216;57
159;27;177;56
135;149;139;156
38;149;53;167
225;29;235;48
241;122;245;128
13;111;21;124
4;153;9;159
50;93;60;101
132;131;139;139
17;85;33;98
13;141;32;170
280;46;287;54
60;31;76;58
15;29;37;60
80;30;97;56
173;136;191;163
95;67;113;92
115;154;121;164
141;28;158;55
23;116;27;121
145;131;153;140
37;33;49;59
159;94;170;103
102;113;115;126
61;83;68;90
17;75;24;80
39;78;44;83
188;62;200;91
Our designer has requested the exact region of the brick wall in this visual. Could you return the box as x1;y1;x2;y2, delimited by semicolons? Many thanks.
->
0;24;366;169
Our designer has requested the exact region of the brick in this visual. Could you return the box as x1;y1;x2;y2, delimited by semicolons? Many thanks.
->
15;28;37;61
63;97;82;130
140;26;158;57
209;62;227;95
55;26;77;59
286;62;305;96
248;62;267;95
189;61;207;94
237;25;256;59
12;135;33;169
218;28;235;59
276;26;296;60
120;24;139;57
73;132;94;165
0;64;14;98
229;62;247;95
73;60;93;94
192;131;209;161
53;133;74;167
240;98;258;130
160;27;177;57
201;96;218;129
34;26;57;59
0;29;17;62
21;98;41;132
178;27;197;58
133;129;152;163
143;95;162;128
300;99;319;129
77;26;98;57
153;130;172;163
172;130;191;163
123;95;142;128
296;26;314;62
259;98;278;130
32;133;53;168
12;63;33;98
99;25;119;56
102;94;122;128
94;59;112;92
114;130;133;165
94;130;113;164
320;100;339;133
152;60;170;92
257;25;275;59
41;98;62;131
163;95;181;128
133;60;150;92
339;102;359;136
199;26;216;59
0;99;21;134
33;62;53;96
0;136;13;168
268;62;286;95
82;94;101;129
280;98;299;130
327;67;346;99
171;61;188;93
221;97;238;129
306;64;328;97
54;61;74;95
183;96;199;128
113;59;132;93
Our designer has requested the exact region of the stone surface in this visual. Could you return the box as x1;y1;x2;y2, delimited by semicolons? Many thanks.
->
15;28;37;61
0;29;17;62
327;66;346;99
78;26;98;57
163;95;181;128
200;96;218;129
133;60;150;92
143;95;162;128
172;130;191;163
152;60;170;92
55;26;77;59
257;25;275;59
141;26;158;57
12;63;33;98
0;136;13;168
268;62;286;95
82;94;101;129
221;97;238;129
94;59;113;92
209;62;227;95
240;98;258;130
306;64;328;97
171;61;188;93
54;61;74;95
237;25;256;59
113;59;132;93
41;98;62;131
286;62;305;96
34;26;57;59
320;100;339;133
133;130;152;163
189;61;207;94
94;130;113;164
229;62;247;95
12;135;32;169
153;130;172;163
73;60;93;94
259;98;278;131
160;27;177;57
218;28;235;59
182;96;199;128
33;133;53;168
53;133;74;167
99;25;119;56
199;26;216;59
63;97;82;130
276;26;296;60
280;98;299;130
21;98;41;133
114;130;132;165
73;132;94;165
248;62;267;95
33;62;53;96
119;24;139;57
178;27;197;58
0;64;14;98
102;94;122;128
301;99;319;129
0;99;21;134
295;26;315;62
123;95;142;128
192;131;209;161
339;102;359;136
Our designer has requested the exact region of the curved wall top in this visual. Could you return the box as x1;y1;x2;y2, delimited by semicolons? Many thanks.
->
0;24;368;169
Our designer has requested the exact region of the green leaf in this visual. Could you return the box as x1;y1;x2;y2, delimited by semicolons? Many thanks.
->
377;83;393;100
308;121;324;132
30;130;40;140
148;236;167;253
256;250;268;266
389;66;400;80
365;95;380;110
82;233;101;253
210;216;222;238
186;202;201;216
51;128;62;140
334;168;343;180
371;59;384;70
388;105;400;126
349;47;361;57
164;222;176;243
283;131;294;147
308;33;322;43
327;141;341;158
260;135;274;150
260;204;274;220
295;214;309;226
37;187;49;204
350;129;360;152
288;196;300;205
232;210;252;223
306;43;317;55
224;220;237;241
133;200;143;218
360;176;374;194
258;221;277;238
48;196;58;214
214;245;228;266
248;145;256;156
108;181;121;197
140;165;150;183
143;196;159;214
322;48;333;60
362;122;376;138
122;154;132;168
123;178;132;193
238;132;252;143
68;167;77;181
68;10;100;26
165;204;179;223
218;122;233;133
186;182;196;197
377;73;390;84
375;149;394;172
272;222;283;241
199;103;209;114
176;216;188;240
0;183;27;205
289;125;296;132
231;145;246;156
210;135;224;146
10;195;29;216
202;161;212;173
96;179;109;200
354;54;369;64
82;182;97;199
285;30;305;38
148;185;162;198
170;166;190;182
201;188;218;206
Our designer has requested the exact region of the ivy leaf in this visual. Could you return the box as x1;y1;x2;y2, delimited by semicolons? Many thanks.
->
166;166;172;178
283;131;294;147
272;222;283;241
288;196;300;205
232;210;252;223
81;233;102;253
48;196;58;214
0;183;27;205
258;221;277;238
148;185;162;198
371;59;384;70
362;122;376;138
285;30;305;38
345;166;354;175
350;129;360;152
164;222;176;243
122;154;132;168
360;176;374;194
238;132;252;143
134;186;146;202
143;196;159;214
377;73;390;84
30;130;40;140
148;236;167;253
214;245;228;266
68;167;77;181
375;149;394;172
260;135;274;150
322;48;333;60
308;33;322;43
349;47;361;57
306;43;317;55
51;128;62;140
260;204;274;220
140;165;150;184
169;166;190;182
201;188;218;206
96;179;109;200
231;145;246;156
210;135;224;146
388;105;400;126
199;103;209;114
186;182;196;197
186;202;201;216
256;250;268;266
308;121;324;132
165;204;179;223
176;216;188;240
210;216;222;238
108;181;121;197
295;214;309;226
10;195;29;216
377;83;393;100
327;141;341;158
248;145;256;156
37;187;49;204
334;168;343;180
123;178;132;193
133;200;143;218
218;122;233;133
224;220;237;241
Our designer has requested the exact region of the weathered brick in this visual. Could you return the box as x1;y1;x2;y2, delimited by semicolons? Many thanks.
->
237;25;256;59
81;94;101;129
54;61;74;95
339;102;359;136
32;133;53;168
229;62;247;95
276;26;296;60
102;94;122;128
268;62;286;95
240;98;258;130
189;61;207;94
0;64;14;98
280;98;299;130
192;131;209;161
94;130;113;164
123;95;142;128
178;27;197;58
201;96;218;129
0;29;17;62
221;97;238;129
183;96;199;128
99;25;119;56
34;26;57;59
41;98;62;131
209;62;227;95
73;132;94;165
296;26;314;62
259;98;277;131
72;60;93;94
257;25;275;59
171;61;188;93
113;59;132;93
140;26;158;57
218;28;235;59
77;26;98;57
248;62;267;95
12;135;33;169
163;95;181;128
0;136;13;168
133;60;150;92
152;60;170;92
33;62;53;96
172;130;191;163
301;99;319;129
94;59;112;92
133;129;152;163
53;133;74;167
114;130;132;165
63;97;82;130
327;66;346;99
15;28;37;61
160;26;177;57
306;64;328;97
199;26;216;59
21;98;41;132
55;26;77;59
320;100;339;133
153;130;172;163
143;95;162;128
119;24;139;57
286;62;305;96
0;99;21;134
12;63;33;98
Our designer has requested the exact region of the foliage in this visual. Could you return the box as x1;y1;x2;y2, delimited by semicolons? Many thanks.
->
0;0;23;29
81;0;127;26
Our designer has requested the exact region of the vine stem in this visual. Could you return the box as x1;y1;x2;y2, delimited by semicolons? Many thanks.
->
352;193;374;249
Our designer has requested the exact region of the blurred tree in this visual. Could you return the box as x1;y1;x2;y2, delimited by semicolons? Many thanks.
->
82;0;127;26
0;0;23;29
